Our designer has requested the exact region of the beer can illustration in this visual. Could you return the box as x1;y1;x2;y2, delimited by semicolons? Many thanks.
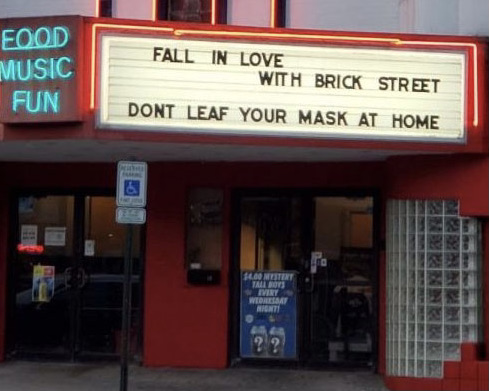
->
250;325;268;356
268;327;285;356
39;279;48;302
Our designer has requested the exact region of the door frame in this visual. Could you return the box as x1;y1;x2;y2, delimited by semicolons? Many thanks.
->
5;188;146;361
229;187;381;370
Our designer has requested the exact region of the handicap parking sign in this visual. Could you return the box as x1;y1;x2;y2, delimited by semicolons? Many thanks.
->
124;180;140;197
117;161;147;207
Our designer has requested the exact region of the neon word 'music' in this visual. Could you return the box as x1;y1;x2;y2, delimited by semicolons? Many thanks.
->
1;26;70;51
0;57;73;82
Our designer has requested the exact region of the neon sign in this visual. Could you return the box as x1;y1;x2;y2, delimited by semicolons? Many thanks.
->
0;23;75;117
12;90;59;113
0;57;73;82
2;26;70;51
17;244;44;254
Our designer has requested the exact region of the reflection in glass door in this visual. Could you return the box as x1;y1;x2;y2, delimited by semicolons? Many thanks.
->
237;193;375;366
14;196;75;358
10;194;142;360
309;197;374;365
79;196;141;357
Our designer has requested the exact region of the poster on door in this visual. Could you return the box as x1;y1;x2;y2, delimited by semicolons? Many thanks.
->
44;227;66;246
32;265;55;303
240;271;297;359
20;225;38;246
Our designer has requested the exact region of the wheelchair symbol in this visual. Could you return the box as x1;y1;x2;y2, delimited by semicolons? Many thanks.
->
124;180;140;197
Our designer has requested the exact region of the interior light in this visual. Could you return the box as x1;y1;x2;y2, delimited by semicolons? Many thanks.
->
152;0;157;21
211;0;217;25
270;0;276;28
17;244;44;254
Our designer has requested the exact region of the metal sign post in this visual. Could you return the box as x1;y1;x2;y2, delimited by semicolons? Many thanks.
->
120;223;133;391
116;161;147;391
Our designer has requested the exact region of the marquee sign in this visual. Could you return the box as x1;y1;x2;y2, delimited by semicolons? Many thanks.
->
0;16;82;123
98;33;467;142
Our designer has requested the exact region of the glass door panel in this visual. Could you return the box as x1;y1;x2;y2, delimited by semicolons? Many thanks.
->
11;194;143;360
237;193;375;366
310;197;373;365
239;197;304;360
78;196;141;357
239;197;304;272
14;195;75;358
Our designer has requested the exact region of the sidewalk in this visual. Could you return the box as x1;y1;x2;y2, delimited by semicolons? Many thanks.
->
0;361;389;391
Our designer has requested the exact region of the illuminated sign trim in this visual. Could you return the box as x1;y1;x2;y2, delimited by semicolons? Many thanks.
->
0;17;81;123
98;34;467;143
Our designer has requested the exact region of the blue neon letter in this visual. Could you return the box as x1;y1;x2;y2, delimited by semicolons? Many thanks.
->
56;57;73;79
44;90;60;113
53;26;70;48
15;27;33;50
33;58;48;80
34;26;51;49
1;29;15;50
0;59;16;81
12;90;27;112
15;60;32;82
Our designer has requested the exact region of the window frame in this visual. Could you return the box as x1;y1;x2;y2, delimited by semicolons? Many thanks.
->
156;0;226;24
98;0;112;17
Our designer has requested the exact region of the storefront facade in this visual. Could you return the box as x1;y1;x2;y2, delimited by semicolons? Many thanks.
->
0;14;488;391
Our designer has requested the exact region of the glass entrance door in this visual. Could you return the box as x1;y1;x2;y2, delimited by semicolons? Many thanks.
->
307;197;374;365
14;195;75;358
10;194;142;360
237;193;375;366
78;196;141;358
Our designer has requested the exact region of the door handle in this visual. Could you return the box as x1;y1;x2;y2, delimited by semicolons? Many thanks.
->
79;267;88;289
305;275;315;294
64;267;88;289
64;267;73;288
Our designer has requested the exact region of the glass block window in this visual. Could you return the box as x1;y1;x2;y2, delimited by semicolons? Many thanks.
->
386;200;481;378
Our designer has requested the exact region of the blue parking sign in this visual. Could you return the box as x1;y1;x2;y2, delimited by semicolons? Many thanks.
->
124;180;140;197
117;161;147;207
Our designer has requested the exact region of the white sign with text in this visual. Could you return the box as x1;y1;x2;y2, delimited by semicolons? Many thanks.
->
116;207;146;225
99;35;466;142
116;161;147;207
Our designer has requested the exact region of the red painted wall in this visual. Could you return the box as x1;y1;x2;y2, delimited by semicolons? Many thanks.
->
0;190;8;360
483;221;489;361
0;160;385;366
0;157;487;372
385;155;489;216
143;161;384;367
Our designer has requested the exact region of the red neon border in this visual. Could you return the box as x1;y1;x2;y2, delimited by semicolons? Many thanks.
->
87;18;487;153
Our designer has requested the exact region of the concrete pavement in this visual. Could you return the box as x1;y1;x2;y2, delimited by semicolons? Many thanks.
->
0;361;389;391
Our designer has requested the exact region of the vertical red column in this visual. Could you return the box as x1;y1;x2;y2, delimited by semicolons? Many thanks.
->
0;188;7;361
483;221;489;360
378;250;386;375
